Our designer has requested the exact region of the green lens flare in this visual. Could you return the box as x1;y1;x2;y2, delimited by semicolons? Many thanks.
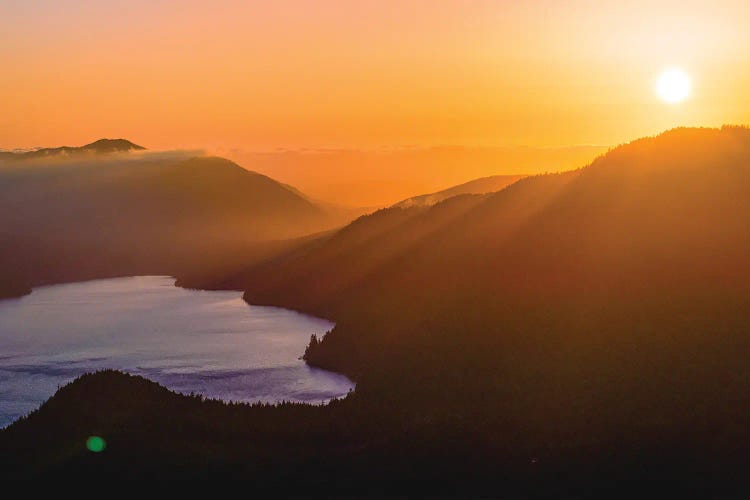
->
86;436;106;453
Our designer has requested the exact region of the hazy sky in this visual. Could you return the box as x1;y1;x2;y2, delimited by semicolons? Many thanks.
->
2;0;749;151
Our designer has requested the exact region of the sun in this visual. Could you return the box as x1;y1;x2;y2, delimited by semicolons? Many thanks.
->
656;68;691;104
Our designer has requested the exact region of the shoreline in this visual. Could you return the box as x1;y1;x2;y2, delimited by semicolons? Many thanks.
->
0;276;355;428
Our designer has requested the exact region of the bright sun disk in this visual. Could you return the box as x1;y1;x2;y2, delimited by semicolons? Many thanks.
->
656;68;691;104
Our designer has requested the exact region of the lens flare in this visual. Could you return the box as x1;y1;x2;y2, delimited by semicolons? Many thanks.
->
86;435;106;452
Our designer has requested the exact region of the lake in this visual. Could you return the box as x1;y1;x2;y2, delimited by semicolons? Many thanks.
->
0;276;354;428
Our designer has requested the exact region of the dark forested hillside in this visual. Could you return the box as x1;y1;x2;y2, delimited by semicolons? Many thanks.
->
4;127;750;492
235;126;750;452
210;192;491;317
0;146;355;293
238;126;750;316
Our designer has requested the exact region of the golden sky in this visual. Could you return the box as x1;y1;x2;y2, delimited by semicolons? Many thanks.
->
2;0;750;151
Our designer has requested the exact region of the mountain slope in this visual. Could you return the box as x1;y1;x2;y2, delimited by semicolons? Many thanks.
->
239;126;750;315
0;150;349;290
5;127;750;488
234;126;750;387
213;192;489;315
393;174;524;208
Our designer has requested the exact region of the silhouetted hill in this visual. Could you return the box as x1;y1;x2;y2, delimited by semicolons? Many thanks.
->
237;126;750;316
235;126;750;396
81;138;145;153
394;174;524;208
0;370;364;483
0;138;144;161
0;152;352;293
211;193;489;320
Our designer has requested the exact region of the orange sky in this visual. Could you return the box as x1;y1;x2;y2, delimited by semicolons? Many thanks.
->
2;0;750;152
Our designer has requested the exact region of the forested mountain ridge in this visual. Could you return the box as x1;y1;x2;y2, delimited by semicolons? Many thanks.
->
0;147;355;295
4;127;750;492
239;125;750;317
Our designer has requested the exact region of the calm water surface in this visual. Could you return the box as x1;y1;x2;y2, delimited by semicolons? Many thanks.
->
0;276;353;427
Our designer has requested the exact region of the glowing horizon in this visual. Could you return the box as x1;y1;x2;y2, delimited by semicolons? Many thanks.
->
2;0;750;152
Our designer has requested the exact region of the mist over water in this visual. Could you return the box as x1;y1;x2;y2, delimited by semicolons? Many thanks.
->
0;276;353;428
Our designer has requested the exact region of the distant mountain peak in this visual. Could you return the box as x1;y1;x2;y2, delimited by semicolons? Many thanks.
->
0;138;146;161
393;174;525;208
81;138;145;153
